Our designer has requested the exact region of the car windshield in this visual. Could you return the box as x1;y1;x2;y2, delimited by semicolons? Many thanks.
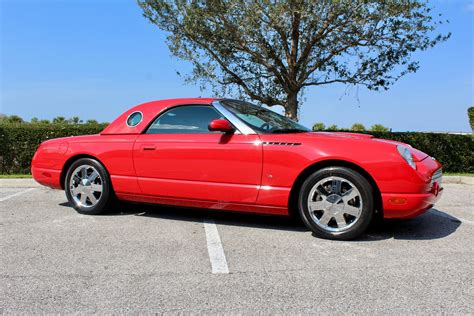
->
220;99;311;134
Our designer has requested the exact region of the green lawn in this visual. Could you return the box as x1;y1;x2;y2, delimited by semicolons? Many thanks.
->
0;174;33;178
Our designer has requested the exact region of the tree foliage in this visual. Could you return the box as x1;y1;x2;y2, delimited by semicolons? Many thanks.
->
0;115;24;124
370;124;390;132
139;0;449;120
468;106;474;132
52;116;67;124
351;123;366;131
68;116;83;124
0;115;107;126
86;119;100;125
312;122;388;132
312;122;325;131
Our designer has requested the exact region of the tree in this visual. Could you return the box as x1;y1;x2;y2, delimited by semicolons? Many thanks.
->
312;122;325;131
139;0;449;120
468;107;474;132
351;123;366;132
30;117;39;124
0;115;24;124
326;124;339;131
68;116;83;124
370;124;390;132
85;119;99;125
52;116;67;124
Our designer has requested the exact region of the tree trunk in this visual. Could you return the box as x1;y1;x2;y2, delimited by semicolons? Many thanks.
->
285;93;298;121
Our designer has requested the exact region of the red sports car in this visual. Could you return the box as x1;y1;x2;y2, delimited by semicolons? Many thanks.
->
31;98;443;240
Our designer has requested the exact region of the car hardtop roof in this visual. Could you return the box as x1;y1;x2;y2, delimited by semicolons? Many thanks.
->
100;97;221;135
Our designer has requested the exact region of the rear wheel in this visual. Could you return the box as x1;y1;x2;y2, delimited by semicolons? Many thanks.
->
65;158;113;215
298;167;374;240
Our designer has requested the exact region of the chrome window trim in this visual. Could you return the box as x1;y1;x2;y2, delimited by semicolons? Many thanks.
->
126;111;143;127
212;100;257;135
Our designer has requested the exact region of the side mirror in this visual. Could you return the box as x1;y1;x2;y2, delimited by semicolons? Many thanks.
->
208;119;235;134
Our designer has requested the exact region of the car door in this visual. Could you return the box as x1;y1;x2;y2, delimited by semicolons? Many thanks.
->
133;104;263;204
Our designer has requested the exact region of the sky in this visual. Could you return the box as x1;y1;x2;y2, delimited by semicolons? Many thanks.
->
1;0;473;132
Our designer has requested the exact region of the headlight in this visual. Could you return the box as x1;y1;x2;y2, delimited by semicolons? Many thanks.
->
397;145;416;170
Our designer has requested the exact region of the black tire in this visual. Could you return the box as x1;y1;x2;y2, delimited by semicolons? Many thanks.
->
298;167;374;240
64;158;114;215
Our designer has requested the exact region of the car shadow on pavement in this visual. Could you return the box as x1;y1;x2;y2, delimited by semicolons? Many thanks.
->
59;201;308;232
60;202;462;240
123;202;310;233
361;208;461;241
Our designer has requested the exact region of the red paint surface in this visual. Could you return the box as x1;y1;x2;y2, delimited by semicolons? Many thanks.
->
31;98;443;218
208;119;234;133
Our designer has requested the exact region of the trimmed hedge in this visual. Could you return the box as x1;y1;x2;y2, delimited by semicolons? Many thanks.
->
365;132;473;173
0;124;472;174
0;124;107;175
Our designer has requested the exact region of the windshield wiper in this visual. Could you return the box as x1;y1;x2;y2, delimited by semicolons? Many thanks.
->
271;128;308;134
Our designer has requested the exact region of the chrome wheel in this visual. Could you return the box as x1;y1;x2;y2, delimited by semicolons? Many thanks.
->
69;164;103;208
307;176;363;232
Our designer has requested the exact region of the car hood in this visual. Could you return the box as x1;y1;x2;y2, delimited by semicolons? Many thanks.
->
279;132;430;162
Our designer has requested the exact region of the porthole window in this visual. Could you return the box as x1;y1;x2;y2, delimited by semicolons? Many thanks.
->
126;111;143;127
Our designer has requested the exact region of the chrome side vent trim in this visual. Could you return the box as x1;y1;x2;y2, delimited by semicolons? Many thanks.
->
262;142;301;146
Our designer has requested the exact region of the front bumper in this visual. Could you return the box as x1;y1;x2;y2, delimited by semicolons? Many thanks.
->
382;188;443;218
382;161;443;219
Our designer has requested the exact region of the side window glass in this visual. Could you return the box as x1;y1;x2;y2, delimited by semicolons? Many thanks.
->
146;105;224;134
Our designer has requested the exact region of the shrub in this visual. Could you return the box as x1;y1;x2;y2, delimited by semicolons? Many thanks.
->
312;122;325;131
370;124;390;132
0;123;107;174
0;115;24;124
468;106;474;131
351;123;366;132
366;131;473;173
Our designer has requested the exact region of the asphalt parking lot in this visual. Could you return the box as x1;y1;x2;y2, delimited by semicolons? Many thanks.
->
1;180;473;313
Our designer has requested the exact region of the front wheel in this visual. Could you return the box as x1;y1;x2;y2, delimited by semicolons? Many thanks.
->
298;167;374;240
65;158;113;215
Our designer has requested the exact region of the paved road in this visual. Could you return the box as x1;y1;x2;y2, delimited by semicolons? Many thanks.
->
1;180;473;313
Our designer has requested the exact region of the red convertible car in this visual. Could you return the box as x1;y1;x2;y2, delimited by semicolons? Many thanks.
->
31;98;443;240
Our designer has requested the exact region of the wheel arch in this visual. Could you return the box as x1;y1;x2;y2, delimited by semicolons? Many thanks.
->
288;159;383;219
60;154;108;190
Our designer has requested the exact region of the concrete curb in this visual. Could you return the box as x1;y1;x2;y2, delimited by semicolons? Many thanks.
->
443;176;474;185
0;179;41;188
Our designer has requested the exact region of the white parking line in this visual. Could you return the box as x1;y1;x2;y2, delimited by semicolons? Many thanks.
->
203;218;229;274
0;188;36;202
